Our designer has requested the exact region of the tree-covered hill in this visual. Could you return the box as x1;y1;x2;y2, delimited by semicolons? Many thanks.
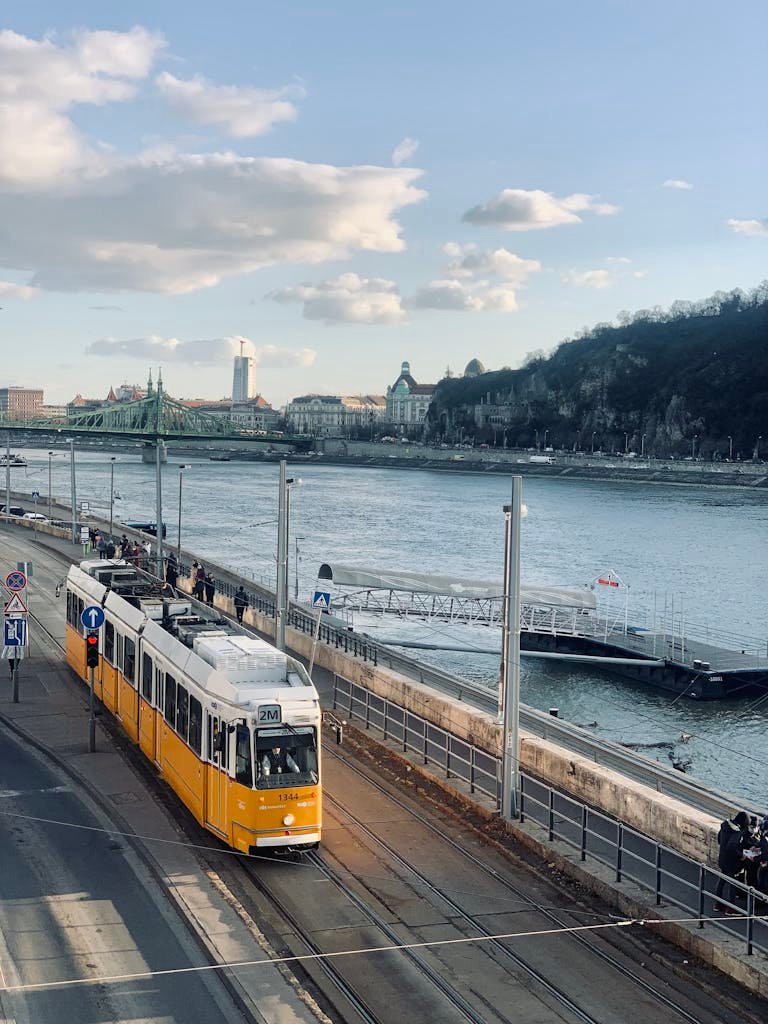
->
427;284;768;459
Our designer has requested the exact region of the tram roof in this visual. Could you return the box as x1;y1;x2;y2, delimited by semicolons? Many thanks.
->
317;564;596;611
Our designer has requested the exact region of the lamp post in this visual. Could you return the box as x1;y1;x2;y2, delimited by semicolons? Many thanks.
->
757;436;763;461
624;432;629;454
500;475;524;820
294;535;305;599
692;434;698;460
591;431;596;455
70;438;77;546
47;450;55;520
177;465;188;556
108;457;116;537
543;429;549;450
534;429;540;451
641;433;647;458
728;435;733;461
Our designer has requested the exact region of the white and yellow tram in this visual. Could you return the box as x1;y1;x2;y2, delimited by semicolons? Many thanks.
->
65;560;322;852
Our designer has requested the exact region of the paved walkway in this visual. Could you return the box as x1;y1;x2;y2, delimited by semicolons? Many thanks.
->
0;522;324;1024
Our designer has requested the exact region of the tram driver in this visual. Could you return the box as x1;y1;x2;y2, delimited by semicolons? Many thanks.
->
261;745;300;777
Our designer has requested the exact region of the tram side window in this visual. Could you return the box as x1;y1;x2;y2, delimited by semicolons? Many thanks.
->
188;697;202;755
141;653;153;702
124;638;136;685
117;634;124;673
209;718;228;769
176;685;189;742
235;724;253;786
164;673;177;725
104;621;115;664
155;667;164;711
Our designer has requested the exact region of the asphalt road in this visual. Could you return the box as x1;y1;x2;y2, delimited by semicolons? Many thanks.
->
0;722;244;1023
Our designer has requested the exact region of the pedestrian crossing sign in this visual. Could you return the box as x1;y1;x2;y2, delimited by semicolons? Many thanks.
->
312;590;332;610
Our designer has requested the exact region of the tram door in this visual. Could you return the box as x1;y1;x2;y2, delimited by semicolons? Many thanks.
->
205;713;227;835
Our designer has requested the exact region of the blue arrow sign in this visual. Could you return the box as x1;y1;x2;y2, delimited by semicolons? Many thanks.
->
312;590;332;610
81;605;105;630
4;618;27;647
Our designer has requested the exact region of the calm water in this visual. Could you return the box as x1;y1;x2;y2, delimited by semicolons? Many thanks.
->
15;447;768;807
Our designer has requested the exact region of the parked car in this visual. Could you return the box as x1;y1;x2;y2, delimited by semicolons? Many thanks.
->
23;512;49;522
0;505;25;517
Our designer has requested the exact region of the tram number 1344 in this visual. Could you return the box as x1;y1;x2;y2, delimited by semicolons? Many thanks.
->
258;705;281;724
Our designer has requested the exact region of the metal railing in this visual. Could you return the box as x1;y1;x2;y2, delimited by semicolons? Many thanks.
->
333;673;768;957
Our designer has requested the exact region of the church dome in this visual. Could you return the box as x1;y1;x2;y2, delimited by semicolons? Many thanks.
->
463;358;486;377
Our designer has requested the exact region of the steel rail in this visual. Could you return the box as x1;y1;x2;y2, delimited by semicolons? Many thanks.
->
326;749;708;1024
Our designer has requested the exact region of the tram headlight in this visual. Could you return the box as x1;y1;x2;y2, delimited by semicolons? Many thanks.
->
282;813;295;826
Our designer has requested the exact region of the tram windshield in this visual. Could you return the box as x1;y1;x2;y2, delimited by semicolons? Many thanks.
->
255;727;318;789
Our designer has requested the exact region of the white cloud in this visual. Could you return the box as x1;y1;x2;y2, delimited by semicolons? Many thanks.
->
663;179;693;190
727;218;768;239
0;28;426;294
0;27;165;189
605;256;632;264
407;279;519;312
392;137;419;167
270;272;405;324
462;188;618;230
0;280;39;300
156;72;302;138
562;269;616;289
85;334;315;367
442;244;541;284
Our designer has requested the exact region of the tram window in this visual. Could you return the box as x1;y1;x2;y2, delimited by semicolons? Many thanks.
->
76;597;84;633
124;637;136;685
104;621;115;664
188;697;202;755
141;653;153;702
164;674;177;725
155;668;164;711
256;727;318;789
235;724;253;786
176;685;189;742
116;634;124;671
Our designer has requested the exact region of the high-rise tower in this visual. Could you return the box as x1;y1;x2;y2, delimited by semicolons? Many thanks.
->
232;339;255;402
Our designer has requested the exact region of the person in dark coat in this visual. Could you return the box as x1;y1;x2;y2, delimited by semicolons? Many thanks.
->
96;533;107;559
715;811;749;913
234;585;248;624
106;539;116;559
193;563;206;601
204;572;216;606
165;552;178;589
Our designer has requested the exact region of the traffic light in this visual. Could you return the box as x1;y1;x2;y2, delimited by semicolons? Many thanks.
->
85;632;99;669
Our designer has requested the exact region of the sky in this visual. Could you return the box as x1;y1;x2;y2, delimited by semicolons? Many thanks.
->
0;1;766;407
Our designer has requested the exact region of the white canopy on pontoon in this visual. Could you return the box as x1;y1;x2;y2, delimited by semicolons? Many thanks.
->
317;563;596;611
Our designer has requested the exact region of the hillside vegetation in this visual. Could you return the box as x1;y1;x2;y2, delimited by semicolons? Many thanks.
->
428;284;768;459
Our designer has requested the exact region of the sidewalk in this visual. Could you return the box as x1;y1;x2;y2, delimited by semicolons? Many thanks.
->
0;525;326;1024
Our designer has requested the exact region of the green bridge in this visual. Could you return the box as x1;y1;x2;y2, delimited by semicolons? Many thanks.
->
0;379;311;451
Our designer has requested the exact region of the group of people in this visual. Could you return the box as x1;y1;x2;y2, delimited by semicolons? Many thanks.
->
191;562;217;605
89;529;151;567
715;810;768;913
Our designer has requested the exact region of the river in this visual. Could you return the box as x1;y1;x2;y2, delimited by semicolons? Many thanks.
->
14;447;768;808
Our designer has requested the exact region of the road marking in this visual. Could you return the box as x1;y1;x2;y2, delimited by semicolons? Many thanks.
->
0;786;70;800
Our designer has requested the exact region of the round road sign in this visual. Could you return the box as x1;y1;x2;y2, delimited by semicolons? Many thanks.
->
5;571;27;592
81;605;105;630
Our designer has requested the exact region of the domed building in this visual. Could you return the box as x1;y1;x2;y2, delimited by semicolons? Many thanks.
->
463;358;486;378
386;360;437;429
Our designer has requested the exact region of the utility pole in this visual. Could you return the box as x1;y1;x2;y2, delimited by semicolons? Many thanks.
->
275;459;288;651
155;439;164;579
70;438;77;545
500;475;523;820
5;433;10;528
108;457;116;537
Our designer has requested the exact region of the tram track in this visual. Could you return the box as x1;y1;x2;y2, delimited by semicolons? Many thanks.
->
324;746;753;1024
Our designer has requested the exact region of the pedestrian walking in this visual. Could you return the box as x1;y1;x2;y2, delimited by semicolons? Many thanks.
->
97;534;107;559
234;585;248;624
120;534;129;557
106;538;116;559
204;572;216;606
194;563;206;601
166;551;178;589
715;811;749;913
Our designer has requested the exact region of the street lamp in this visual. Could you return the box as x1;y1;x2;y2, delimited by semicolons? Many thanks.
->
294;535;305;599
728;435;733;461
624;432;629;454
47;451;55;520
591;431;596;454
177;465;188;556
641;433;647;457
691;434;698;459
757;436;763;461
543;429;549;450
108;457;116;537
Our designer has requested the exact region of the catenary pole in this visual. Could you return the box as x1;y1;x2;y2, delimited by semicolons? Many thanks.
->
275;460;287;651
501;475;523;820
155;439;164;579
70;438;77;545
5;433;10;528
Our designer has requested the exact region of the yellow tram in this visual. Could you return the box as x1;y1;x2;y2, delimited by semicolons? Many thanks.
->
65;560;322;852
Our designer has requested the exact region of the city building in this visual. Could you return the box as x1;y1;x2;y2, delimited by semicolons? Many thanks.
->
232;343;255;402
385;361;436;429
230;395;281;431
0;386;44;419
285;394;386;435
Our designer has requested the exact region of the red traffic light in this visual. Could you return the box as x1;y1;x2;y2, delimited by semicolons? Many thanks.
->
86;635;98;647
85;632;99;668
